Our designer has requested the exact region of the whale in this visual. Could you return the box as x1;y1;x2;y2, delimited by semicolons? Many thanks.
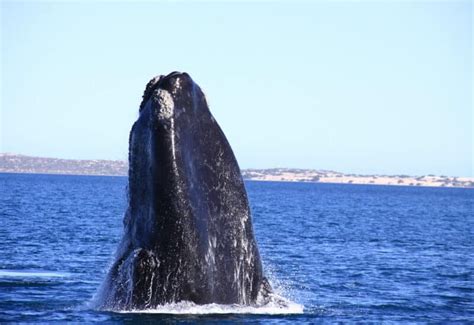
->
97;72;272;310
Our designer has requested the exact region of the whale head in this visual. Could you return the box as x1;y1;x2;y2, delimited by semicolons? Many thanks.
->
139;71;208;122
127;72;222;250
98;72;271;310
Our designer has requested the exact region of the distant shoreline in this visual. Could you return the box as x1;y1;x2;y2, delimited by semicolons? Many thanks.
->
0;171;127;178
1;171;472;190
1;154;472;188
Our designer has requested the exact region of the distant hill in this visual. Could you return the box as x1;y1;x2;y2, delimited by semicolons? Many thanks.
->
1;153;472;188
0;153;127;176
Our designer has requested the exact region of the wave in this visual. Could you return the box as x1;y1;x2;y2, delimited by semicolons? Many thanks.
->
0;269;69;278
114;296;304;315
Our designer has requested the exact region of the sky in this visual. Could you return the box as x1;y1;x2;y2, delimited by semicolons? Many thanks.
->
1;1;472;176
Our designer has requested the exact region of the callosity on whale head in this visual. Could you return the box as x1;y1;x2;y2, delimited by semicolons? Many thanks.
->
96;72;272;310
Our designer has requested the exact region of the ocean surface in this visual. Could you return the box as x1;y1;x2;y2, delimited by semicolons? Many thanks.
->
0;173;472;323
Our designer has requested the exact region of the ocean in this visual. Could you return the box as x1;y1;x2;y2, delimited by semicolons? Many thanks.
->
0;173;472;323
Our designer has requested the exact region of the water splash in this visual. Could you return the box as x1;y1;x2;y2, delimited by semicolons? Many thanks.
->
114;296;303;315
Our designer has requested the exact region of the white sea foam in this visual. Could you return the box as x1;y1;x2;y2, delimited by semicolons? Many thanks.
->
115;297;304;315
0;270;69;278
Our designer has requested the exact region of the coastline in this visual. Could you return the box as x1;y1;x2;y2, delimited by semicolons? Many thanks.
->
1;170;472;189
241;169;473;189
1;154;472;189
243;178;473;189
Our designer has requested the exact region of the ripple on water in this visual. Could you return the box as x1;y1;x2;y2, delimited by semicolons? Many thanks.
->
1;174;473;322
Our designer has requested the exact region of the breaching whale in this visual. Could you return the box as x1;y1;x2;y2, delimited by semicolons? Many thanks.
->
97;72;272;310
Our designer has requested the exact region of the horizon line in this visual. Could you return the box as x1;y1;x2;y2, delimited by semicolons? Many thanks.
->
1;152;471;179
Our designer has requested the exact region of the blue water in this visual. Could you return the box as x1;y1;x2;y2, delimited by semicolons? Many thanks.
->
0;173;473;322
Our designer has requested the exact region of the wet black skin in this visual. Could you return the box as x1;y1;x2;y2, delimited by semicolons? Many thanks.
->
98;72;271;310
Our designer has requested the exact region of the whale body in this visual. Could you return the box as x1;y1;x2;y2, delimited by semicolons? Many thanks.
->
97;72;271;310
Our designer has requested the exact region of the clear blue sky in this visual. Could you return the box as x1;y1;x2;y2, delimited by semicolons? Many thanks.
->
1;1;472;176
